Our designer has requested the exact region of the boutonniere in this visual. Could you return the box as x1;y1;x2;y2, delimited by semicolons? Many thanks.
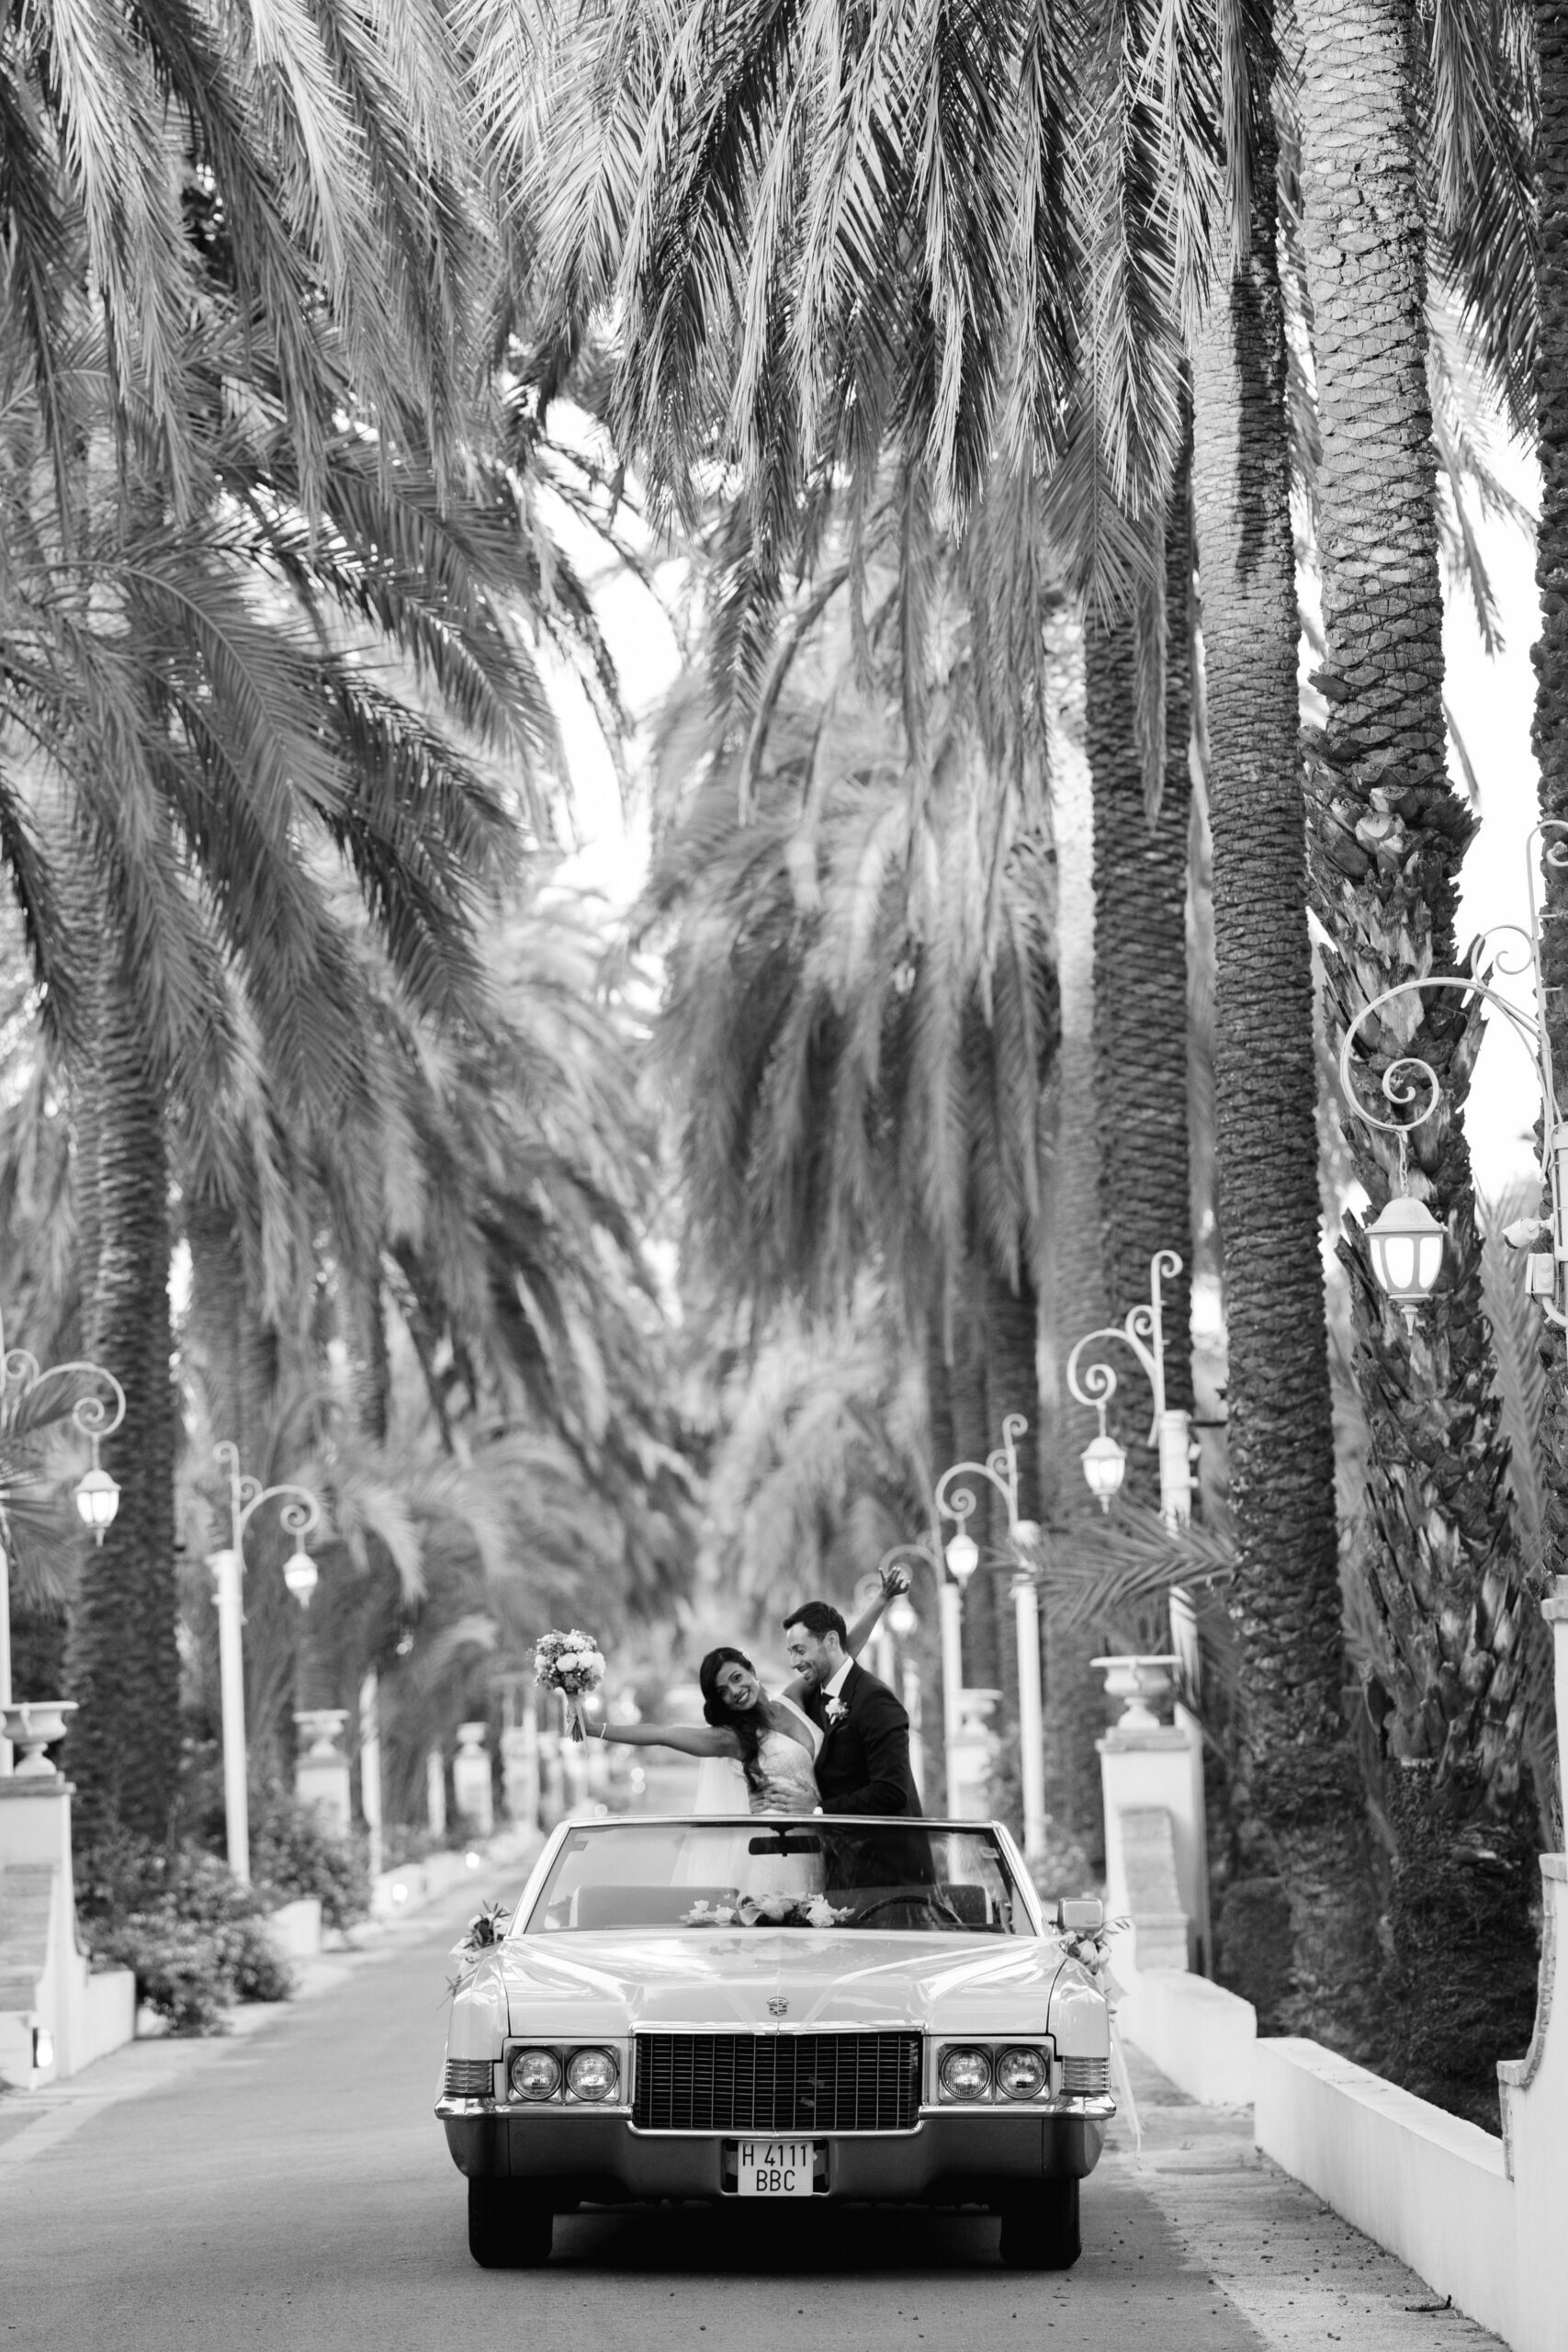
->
825;1696;848;1726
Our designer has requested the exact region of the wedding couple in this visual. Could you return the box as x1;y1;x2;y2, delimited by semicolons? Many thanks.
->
598;1570;920;1824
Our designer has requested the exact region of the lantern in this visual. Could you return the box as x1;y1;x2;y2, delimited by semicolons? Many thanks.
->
1080;1431;1127;1512
283;1547;319;1605
1366;1193;1446;1329
944;1527;980;1585
74;1463;120;1542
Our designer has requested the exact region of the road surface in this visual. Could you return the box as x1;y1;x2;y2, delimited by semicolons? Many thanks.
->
0;1879;1500;2352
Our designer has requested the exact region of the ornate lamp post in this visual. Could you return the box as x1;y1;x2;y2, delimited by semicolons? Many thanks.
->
1065;1249;1192;1528
934;1417;1046;1859
1337;822;1568;1334
1066;1247;1202;1695
0;1329;125;1776
208;1441;322;1883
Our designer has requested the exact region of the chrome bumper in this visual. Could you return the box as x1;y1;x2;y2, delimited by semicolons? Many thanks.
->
435;2098;1113;2200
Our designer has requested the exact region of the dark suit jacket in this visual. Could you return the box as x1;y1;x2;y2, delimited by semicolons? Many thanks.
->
806;1661;922;1817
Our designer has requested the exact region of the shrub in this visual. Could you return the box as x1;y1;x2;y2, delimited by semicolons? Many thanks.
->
251;1791;370;1932
76;1826;298;2030
91;1915;231;2035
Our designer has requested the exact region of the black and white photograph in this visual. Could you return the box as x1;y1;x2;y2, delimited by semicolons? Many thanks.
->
0;4;1563;2347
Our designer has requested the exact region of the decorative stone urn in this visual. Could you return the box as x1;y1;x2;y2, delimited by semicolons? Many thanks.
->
0;1699;76;1777
1091;1655;1179;1733
293;1708;351;1838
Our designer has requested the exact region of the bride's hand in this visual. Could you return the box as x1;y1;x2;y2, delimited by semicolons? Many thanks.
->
878;1562;911;1599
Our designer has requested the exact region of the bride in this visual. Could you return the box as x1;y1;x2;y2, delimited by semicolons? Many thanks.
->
595;1566;906;1817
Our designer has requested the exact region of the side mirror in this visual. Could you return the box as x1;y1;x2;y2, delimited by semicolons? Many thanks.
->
1057;1897;1104;1932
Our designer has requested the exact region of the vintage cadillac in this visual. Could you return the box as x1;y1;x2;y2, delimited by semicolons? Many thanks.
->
435;1815;1115;2272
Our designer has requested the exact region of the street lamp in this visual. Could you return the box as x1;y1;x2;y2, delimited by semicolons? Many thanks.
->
1066;1249;1201;1702
1066;1249;1191;1529
934;1416;1047;1860
0;1327;125;1775
1337;830;1568;1334
209;1441;322;1883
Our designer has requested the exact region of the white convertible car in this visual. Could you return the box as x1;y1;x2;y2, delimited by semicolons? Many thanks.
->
436;1815;1115;2271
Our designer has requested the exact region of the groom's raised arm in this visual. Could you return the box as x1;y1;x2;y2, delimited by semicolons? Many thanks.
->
818;1684;913;1815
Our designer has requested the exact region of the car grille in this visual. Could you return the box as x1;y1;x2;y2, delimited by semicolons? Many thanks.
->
633;2031;921;2132
1060;2055;1110;2096
444;2058;494;2097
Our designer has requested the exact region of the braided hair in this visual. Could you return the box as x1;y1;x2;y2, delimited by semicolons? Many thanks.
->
699;1646;768;1795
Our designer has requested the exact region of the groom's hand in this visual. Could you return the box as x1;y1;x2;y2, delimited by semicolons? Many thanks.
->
878;1563;911;1599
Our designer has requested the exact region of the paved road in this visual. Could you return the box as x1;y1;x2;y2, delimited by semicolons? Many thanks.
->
0;1886;1501;2352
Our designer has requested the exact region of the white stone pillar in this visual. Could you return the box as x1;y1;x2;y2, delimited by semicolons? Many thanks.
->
358;1670;383;1881
1094;1655;1208;1973
0;1537;13;1773
948;1688;1000;1819
294;1709;351;1838
1012;1577;1046;1863
425;1746;446;1838
452;1720;493;1837
901;1660;926;1801
209;1547;250;1882
939;1581;963;1808
502;1709;539;1826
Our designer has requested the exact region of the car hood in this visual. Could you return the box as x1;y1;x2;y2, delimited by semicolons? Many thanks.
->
495;1930;1070;2035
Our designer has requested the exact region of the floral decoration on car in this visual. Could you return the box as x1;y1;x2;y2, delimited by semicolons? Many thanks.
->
456;1900;510;1955
681;1893;852;1928
444;1901;511;2000
1056;1913;1127;1971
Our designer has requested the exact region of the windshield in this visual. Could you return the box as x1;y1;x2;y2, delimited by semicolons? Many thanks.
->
524;1819;1026;1935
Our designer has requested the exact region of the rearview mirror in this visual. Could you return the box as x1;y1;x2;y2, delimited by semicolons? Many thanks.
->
1057;1897;1104;1932
748;1834;822;1856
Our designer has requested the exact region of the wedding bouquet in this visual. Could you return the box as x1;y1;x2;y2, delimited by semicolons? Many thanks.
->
534;1627;606;1739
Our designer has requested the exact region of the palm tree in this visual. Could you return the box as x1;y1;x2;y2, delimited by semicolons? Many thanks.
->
1290;4;1540;2104
498;0;1544;2078
1086;434;1197;1483
0;0;488;506
0;285;627;1837
1182;58;1380;2041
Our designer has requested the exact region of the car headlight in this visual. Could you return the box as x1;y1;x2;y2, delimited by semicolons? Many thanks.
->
565;2046;619;2102
995;2045;1048;2100
509;2047;562;2102
938;2044;992;2101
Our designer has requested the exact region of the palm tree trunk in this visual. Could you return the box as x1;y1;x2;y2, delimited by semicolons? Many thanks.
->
1529;0;1568;1798
983;1255;1039;1721
1296;0;1537;2110
1087;432;1196;1505
1190;95;1381;2047
68;945;179;1844
1043;662;1113;1864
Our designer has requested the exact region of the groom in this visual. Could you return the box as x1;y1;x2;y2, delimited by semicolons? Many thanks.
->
783;1600;922;1816
783;1600;931;1899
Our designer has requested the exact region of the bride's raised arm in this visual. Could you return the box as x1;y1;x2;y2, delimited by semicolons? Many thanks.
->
596;1720;740;1758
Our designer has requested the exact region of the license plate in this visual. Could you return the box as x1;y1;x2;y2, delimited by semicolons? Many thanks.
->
732;2140;817;2196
